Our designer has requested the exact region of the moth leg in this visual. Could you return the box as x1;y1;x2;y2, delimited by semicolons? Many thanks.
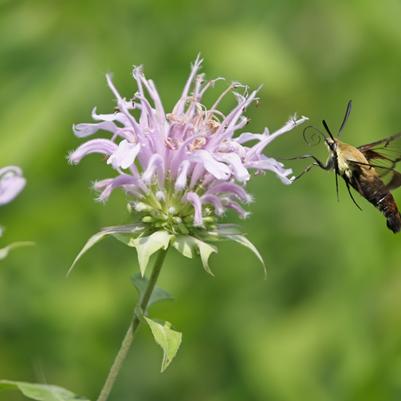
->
345;179;362;211
285;154;331;170
285;154;331;181
335;171;340;202
293;162;318;181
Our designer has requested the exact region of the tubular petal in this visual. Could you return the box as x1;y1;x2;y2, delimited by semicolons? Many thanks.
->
107;140;141;169
190;150;231;180
185;192;203;226
69;139;118;164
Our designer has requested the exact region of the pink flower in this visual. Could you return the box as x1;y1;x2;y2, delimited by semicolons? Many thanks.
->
0;166;25;206
0;166;31;260
69;57;307;235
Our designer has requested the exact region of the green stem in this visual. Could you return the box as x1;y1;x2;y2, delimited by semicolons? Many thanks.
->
96;248;168;401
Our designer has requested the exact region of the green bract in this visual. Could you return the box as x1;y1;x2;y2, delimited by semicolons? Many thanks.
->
69;222;265;277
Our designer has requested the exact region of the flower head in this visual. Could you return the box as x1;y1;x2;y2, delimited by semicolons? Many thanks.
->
69;57;307;275
70;57;306;236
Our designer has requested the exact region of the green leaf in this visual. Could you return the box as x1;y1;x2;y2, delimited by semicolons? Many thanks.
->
132;274;173;307
112;233;135;246
111;227;146;246
144;317;182;372
67;223;145;276
215;224;242;236
193;238;217;276
129;231;171;276
0;242;34;261
172;235;194;258
172;236;217;275
225;234;266;276
0;380;89;401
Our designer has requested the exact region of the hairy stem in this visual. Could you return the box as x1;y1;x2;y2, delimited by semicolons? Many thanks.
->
96;249;168;401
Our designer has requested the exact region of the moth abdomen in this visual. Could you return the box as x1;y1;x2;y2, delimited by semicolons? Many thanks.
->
377;193;401;233
359;176;401;233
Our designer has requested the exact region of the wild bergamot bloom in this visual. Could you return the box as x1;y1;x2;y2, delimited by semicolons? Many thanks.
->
0;166;31;260
69;57;307;276
67;58;307;396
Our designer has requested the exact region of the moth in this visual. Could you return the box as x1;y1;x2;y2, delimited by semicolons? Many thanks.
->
294;100;401;233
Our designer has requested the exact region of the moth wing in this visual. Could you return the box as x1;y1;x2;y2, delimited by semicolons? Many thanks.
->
358;132;401;153
356;132;401;191
349;159;401;192
385;170;401;191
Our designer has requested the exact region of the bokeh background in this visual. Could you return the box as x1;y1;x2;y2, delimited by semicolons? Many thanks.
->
2;0;401;400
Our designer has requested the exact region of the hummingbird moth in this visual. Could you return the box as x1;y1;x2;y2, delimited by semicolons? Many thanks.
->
293;100;401;233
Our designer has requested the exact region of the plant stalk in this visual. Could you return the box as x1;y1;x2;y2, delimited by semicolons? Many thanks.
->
96;248;168;401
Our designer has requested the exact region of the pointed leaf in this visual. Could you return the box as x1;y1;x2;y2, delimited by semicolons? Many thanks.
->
112;226;145;246
192;238;217;276
144;317;182;372
172;236;217;275
216;224;242;236
68;223;145;276
132;274;173;306
172;236;194;258
226;234;266;276
0;242;34;261
112;233;135;246
129;231;171;276
0;380;89;401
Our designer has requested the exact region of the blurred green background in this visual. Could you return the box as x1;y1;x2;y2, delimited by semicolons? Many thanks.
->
2;0;401;400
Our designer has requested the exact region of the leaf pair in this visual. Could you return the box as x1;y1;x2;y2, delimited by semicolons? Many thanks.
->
133;275;181;372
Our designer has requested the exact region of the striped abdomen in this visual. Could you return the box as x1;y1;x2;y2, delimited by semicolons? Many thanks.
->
349;166;401;233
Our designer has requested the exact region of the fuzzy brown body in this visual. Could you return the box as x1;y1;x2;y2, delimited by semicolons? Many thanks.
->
334;139;401;233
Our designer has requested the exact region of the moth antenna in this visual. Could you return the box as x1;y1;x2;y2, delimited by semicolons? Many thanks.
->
338;100;352;135
322;120;335;142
